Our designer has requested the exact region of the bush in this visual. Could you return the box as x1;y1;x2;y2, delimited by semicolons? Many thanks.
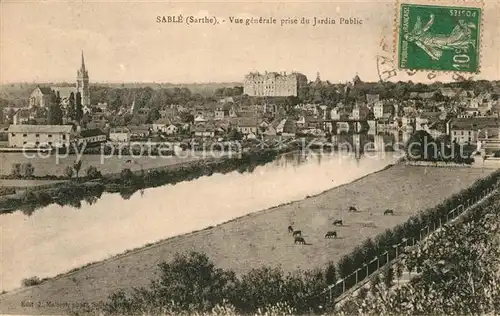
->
21;162;35;178
11;163;21;177
0;187;16;196
22;276;42;287
86;166;102;180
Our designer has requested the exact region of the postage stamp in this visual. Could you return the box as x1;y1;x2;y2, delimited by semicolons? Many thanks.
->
397;2;482;73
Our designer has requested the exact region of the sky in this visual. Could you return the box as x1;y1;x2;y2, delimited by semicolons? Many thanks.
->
1;0;499;84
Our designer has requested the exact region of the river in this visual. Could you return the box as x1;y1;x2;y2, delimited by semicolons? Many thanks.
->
0;150;399;293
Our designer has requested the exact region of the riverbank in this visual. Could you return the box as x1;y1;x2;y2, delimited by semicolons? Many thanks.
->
0;148;284;215
0;164;493;315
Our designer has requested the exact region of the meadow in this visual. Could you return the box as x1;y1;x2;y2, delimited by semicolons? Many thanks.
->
0;152;210;177
0;164;494;315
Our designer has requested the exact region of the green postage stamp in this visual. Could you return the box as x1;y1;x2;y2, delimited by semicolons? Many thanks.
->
397;3;481;73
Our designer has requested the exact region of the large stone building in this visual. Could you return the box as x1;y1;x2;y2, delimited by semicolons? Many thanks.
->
243;71;308;97
29;86;52;108
76;51;91;107
8;125;73;148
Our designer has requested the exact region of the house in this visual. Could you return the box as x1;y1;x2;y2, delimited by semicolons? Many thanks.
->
214;107;229;120
12;109;34;125
164;124;179;135
109;127;131;142
425;121;446;139
193;123;215;137
276;119;296;136
373;102;392;119
152;118;172;133
415;111;445;130
8;124;73;148
401;115;415;130
236;118;258;135
258;119;278;136
129;125;151;139
29;86;53;108
77;128;107;147
194;113;207;123
448;117;500;144
352;105;370;120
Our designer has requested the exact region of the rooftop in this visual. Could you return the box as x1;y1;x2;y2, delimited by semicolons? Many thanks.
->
8;124;73;133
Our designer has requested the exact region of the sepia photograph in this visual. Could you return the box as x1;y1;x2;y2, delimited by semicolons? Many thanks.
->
0;0;500;315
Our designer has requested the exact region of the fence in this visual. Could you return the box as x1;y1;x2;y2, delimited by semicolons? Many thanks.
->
322;185;496;303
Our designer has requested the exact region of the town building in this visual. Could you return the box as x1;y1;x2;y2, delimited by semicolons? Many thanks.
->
29;86;52;108
76;51;91;107
236;118;258;135
447;117;500;145
8;124;73;148
243;71;308;97
76;128;107;147
352;104;370;120
109;127;130;142
373;101;393;119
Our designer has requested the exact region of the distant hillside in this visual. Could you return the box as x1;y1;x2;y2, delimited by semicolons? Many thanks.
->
0;82;242;104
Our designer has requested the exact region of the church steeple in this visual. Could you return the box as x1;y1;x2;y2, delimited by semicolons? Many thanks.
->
76;50;90;107
81;51;86;71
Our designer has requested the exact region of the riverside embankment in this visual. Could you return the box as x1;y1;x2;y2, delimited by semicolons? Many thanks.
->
0;153;493;315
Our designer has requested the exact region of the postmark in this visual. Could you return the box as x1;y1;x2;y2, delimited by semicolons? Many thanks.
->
395;0;483;74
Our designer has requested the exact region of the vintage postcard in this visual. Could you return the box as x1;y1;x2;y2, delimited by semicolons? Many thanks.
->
0;0;500;315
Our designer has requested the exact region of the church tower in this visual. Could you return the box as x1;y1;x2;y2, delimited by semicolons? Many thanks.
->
76;51;90;107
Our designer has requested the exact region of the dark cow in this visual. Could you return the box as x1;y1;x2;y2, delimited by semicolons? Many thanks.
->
126;159;132;163
384;209;394;215
294;236;306;244
292;230;302;237
333;219;343;226
325;231;337;239
349;206;357;212
288;225;294;234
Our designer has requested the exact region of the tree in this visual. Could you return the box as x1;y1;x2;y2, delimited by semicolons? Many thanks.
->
21;163;35;178
86;165;102;180
65;166;74;179
120;168;135;186
67;92;76;121
73;160;82;178
75;92;83;122
405;130;438;161
48;93;63;125
11;163;21;177
227;128;243;141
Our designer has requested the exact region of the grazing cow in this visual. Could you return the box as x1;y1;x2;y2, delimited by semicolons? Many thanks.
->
294;236;306;244
288;225;294;234
349;206;357;212
292;230;302;237
126;159;132;163
384;209;394;215
325;231;337;239
333;219;343;226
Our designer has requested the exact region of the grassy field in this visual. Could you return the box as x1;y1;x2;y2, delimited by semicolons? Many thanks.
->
0;165;494;315
0;152;210;177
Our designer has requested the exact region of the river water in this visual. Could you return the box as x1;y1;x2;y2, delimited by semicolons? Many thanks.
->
0;150;399;292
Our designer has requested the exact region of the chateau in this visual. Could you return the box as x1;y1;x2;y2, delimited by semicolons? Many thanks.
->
243;71;308;97
76;51;90;107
